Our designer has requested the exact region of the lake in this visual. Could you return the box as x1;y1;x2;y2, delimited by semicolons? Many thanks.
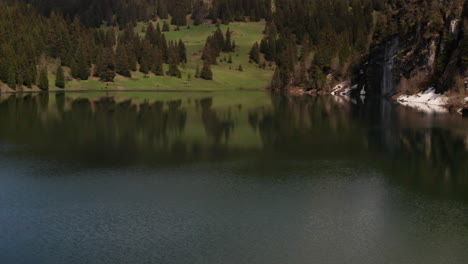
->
0;91;467;264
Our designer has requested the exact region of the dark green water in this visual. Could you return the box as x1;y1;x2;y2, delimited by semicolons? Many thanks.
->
0;91;467;264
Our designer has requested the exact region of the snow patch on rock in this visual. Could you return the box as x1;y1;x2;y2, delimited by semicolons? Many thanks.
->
397;88;449;114
331;82;360;96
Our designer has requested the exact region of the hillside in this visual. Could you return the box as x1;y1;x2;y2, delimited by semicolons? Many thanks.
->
0;0;273;93
63;20;272;91
1;0;467;109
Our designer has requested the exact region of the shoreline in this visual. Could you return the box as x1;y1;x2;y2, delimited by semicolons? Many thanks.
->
0;87;267;95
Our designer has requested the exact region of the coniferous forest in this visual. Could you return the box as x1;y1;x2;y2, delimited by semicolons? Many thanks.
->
0;0;467;100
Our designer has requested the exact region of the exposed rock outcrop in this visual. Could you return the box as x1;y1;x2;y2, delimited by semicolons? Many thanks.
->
355;0;467;98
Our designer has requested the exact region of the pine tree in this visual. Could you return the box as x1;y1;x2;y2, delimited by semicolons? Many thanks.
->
115;45;131;77
249;42;260;64
127;44;138;71
152;49;164;76
7;67;16;89
55;65;65;88
178;40;187;63
160;34;169;62
145;23;158;45
270;67;283;90
200;61;213;80
228;55;233;63
16;72;24;89
158;4;169;19
106;27;116;48
223;28;232;52
38;68;49;90
213;28;225;53
71;39;90;80
310;65;326;90
238;64;243;71
171;0;188;26
140;40;153;74
167;63;181;77
100;47;116;81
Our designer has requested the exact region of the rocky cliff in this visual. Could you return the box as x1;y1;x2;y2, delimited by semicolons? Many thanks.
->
354;0;467;101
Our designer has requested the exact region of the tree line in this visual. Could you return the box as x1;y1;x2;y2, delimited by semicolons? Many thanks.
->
12;0;272;27
0;3;188;90
267;0;384;90
1;0;387;91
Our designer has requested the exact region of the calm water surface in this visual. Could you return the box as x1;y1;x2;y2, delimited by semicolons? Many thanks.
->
0;91;467;264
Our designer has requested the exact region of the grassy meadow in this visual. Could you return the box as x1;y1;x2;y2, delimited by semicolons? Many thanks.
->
0;18;273;94
65;19;272;92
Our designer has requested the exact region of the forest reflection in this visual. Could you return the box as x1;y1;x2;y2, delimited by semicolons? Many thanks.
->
0;92;466;199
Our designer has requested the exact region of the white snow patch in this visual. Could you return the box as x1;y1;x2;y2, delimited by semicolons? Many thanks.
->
397;88;448;105
398;101;448;114
397;88;449;114
331;82;359;96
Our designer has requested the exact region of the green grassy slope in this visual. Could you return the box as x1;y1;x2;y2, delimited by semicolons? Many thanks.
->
1;19;273;93
83;19;273;91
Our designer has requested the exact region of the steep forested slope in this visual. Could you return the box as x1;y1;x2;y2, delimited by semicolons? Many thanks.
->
0;0;466;99
355;0;467;97
267;0;467;102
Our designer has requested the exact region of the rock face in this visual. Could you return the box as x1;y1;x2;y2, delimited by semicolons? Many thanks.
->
355;0;466;97
381;38;400;96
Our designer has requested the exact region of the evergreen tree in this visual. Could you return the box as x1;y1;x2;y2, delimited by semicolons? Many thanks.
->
38;68;49;90
158;3;169;19
106;27;116;48
309;65;325;90
139;40;153;74
99;47;116;81
238;64;243;71
200;61;213;80
152;49;164;76
178;40;187;63
55;65;65;88
115;45;131;77
249;42;260;64
223;28;233;52
171;0;188;26
16;72;24;89
167;63;181;77
160;34;169;62
71;39;90;80
7;67;16;89
228;55;233;63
